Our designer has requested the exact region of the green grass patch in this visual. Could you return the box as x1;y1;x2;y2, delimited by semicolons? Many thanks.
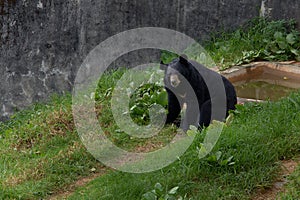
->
1;67;300;199
0;68;174;199
278;161;300;199
67;88;300;199
0;95;103;199
204;17;300;69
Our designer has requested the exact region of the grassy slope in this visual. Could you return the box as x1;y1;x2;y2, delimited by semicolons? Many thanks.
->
0;75;299;200
68;91;299;199
279;160;300;199
0;95;103;199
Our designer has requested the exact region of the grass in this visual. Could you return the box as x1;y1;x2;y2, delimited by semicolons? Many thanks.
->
67;90;300;200
202;18;300;69
1;67;299;199
0;68;176;199
0;95;103;199
279;163;300;199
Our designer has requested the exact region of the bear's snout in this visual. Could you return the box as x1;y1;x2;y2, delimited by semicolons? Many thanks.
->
170;74;181;87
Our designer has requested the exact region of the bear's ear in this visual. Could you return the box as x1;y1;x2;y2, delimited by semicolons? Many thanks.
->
179;54;188;65
160;61;167;70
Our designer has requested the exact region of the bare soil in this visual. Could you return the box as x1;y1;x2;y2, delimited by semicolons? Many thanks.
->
47;167;107;200
252;158;299;200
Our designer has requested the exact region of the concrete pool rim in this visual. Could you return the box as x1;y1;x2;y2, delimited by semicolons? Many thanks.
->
219;61;300;103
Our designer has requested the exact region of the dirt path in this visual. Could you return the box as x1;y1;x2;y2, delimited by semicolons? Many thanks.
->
48;168;108;200
48;158;299;200
47;135;172;199
47;154;299;200
252;158;299;200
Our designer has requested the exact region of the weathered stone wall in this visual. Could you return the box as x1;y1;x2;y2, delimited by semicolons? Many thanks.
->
0;0;299;120
262;0;300;24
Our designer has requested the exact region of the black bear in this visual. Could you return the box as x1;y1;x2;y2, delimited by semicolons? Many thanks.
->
160;55;237;131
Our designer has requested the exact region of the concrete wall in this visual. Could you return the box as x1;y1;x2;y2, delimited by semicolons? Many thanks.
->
0;0;299;120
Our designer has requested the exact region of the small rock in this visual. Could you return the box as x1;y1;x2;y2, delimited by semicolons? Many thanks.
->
90;168;96;172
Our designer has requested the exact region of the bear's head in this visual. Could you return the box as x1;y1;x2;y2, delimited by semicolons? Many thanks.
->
160;55;191;89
